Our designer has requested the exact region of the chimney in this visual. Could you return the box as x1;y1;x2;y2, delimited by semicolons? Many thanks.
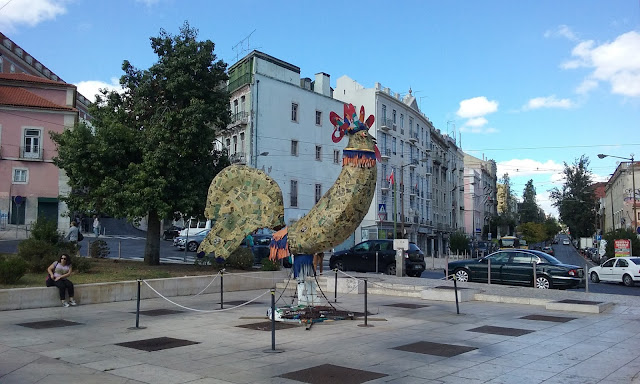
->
314;72;331;96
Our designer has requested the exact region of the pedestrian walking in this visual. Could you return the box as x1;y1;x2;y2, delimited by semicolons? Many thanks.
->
93;215;100;237
313;251;324;275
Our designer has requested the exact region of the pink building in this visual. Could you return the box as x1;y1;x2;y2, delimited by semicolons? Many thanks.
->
1;33;89;229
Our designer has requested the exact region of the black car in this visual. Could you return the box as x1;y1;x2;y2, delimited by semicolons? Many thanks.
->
447;249;584;289
240;234;273;265
329;240;426;277
162;225;184;241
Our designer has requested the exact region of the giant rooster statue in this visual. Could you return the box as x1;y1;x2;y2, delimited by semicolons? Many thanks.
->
198;104;379;304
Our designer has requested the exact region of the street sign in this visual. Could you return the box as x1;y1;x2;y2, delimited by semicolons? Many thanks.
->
475;228;481;233
13;196;24;206
596;235;602;241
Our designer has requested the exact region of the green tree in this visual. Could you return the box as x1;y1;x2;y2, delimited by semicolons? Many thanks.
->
549;156;596;238
520;179;543;223
603;228;640;260
518;222;547;244
51;22;231;265
543;216;562;240
449;231;470;254
496;173;517;235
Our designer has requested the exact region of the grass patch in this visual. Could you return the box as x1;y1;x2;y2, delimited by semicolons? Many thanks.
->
0;257;226;289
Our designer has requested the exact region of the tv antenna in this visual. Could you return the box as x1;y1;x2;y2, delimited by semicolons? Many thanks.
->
232;29;258;62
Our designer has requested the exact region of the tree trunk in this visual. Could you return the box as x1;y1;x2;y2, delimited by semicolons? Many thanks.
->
144;210;161;265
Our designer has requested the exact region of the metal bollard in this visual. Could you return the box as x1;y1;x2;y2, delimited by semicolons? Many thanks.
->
128;279;146;330
334;269;338;303
375;251;379;274
453;277;460;314
488;258;491;285
532;262;537;288
118;240;122;259
585;263;589;293
358;279;372;327
220;270;224;309
264;289;283;353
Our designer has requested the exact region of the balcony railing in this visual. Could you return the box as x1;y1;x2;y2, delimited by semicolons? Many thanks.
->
381;148;391;159
380;118;392;131
227;73;252;93
20;146;43;160
229;151;246;164
229;111;249;128
408;131;418;143
410;186;419;195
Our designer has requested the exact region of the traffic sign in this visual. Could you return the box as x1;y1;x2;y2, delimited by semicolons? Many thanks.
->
13;196;24;206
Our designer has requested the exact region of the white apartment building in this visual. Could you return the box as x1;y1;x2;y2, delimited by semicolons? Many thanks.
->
221;51;348;240
603;161;640;233
463;153;498;239
334;76;438;254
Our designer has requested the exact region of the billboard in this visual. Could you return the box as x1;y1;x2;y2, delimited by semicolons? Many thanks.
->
614;239;631;257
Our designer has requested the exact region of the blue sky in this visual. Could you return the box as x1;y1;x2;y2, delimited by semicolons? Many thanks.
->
2;0;640;217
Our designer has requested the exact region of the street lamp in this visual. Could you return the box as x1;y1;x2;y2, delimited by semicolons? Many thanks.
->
254;151;269;168
598;153;637;233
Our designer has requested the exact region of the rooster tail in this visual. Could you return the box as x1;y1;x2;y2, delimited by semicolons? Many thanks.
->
269;227;290;261
198;165;285;260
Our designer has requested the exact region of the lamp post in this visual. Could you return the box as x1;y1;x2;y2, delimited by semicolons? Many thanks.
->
598;153;637;233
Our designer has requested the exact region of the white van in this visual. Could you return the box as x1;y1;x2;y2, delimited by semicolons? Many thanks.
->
179;218;212;237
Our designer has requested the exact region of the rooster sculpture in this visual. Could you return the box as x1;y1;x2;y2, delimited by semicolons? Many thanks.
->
197;104;379;269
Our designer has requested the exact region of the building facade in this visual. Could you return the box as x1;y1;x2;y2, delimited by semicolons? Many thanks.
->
0;33;90;230
463;153;498;239
603;161;640;233
221;51;347;244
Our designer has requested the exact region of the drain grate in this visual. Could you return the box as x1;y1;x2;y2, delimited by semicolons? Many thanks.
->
384;303;430;309
216;301;264;306
392;341;477;357
115;337;200;352
556;299;603;305
468;325;534;337
279;364;387;384
236;321;300;331
521;314;576;323
17;320;82;329
133;309;184;316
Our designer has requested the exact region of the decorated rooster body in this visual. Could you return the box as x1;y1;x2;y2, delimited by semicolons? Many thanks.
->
197;104;379;262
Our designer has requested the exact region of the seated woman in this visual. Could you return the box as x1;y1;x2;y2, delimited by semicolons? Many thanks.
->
46;254;77;307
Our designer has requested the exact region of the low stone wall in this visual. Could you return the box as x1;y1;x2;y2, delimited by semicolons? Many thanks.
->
0;271;287;311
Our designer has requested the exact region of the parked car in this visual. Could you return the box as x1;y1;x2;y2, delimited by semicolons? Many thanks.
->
562;239;571;245
329;240;426;277
162;225;184;241
588;257;640;287
542;246;554;256
174;229;210;252
239;234;273;265
447;249;584;289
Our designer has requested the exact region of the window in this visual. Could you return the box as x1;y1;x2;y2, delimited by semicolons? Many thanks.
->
602;259;615;268
315;110;322;125
290;180;298;207
400;114;404;129
0;57;3;72
381;104;386;120
10;64;15;73
511;253;532;264
240;96;245;113
240;133;245;151
333;149;340;164
232;136;237;154
291;140;298;156
315;184;322;203
616;259;629;268
233;99;238;115
392;137;397;155
400;141;404;157
12;168;27;183
291;103;298;122
392;110;397;124
23;128;41;158
315;145;322;161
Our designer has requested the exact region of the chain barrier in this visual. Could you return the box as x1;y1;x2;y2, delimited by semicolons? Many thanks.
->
141;280;271;313
190;271;221;297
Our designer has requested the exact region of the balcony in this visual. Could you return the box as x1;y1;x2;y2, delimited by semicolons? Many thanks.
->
425;165;433;175
410;186;418;196
424;192;432;200
228;111;249;129
409;158;419;169
229;151;247;164
227;73;252;93
380;118;392;131
380;180;391;191
408;130;418;143
20;146;43;161
380;148;391;160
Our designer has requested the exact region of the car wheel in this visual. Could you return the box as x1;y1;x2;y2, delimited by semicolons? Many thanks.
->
187;241;198;252
590;272;600;283
386;263;396;276
333;260;344;271
453;269;470;282
623;274;634;287
535;276;551;289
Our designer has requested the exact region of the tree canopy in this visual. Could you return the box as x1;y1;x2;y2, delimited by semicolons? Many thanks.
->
549;156;596;238
520;179;544;223
51;22;231;264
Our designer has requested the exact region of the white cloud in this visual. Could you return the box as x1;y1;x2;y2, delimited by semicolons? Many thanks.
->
576;79;598;94
537;190;559;218
464;117;488;127
544;25;578;41
497;159;564;178
456;96;499;118
74;78;122;102
523;95;574;110
0;0;68;32
562;31;640;97
459;126;498;134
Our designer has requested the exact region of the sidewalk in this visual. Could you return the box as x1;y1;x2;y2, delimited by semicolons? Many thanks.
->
2;276;640;383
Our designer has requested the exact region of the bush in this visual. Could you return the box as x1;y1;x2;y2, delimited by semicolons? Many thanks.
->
17;238;58;272
30;217;63;245
225;247;254;270
260;257;280;271
89;240;110;258
71;256;93;273
0;256;29;284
